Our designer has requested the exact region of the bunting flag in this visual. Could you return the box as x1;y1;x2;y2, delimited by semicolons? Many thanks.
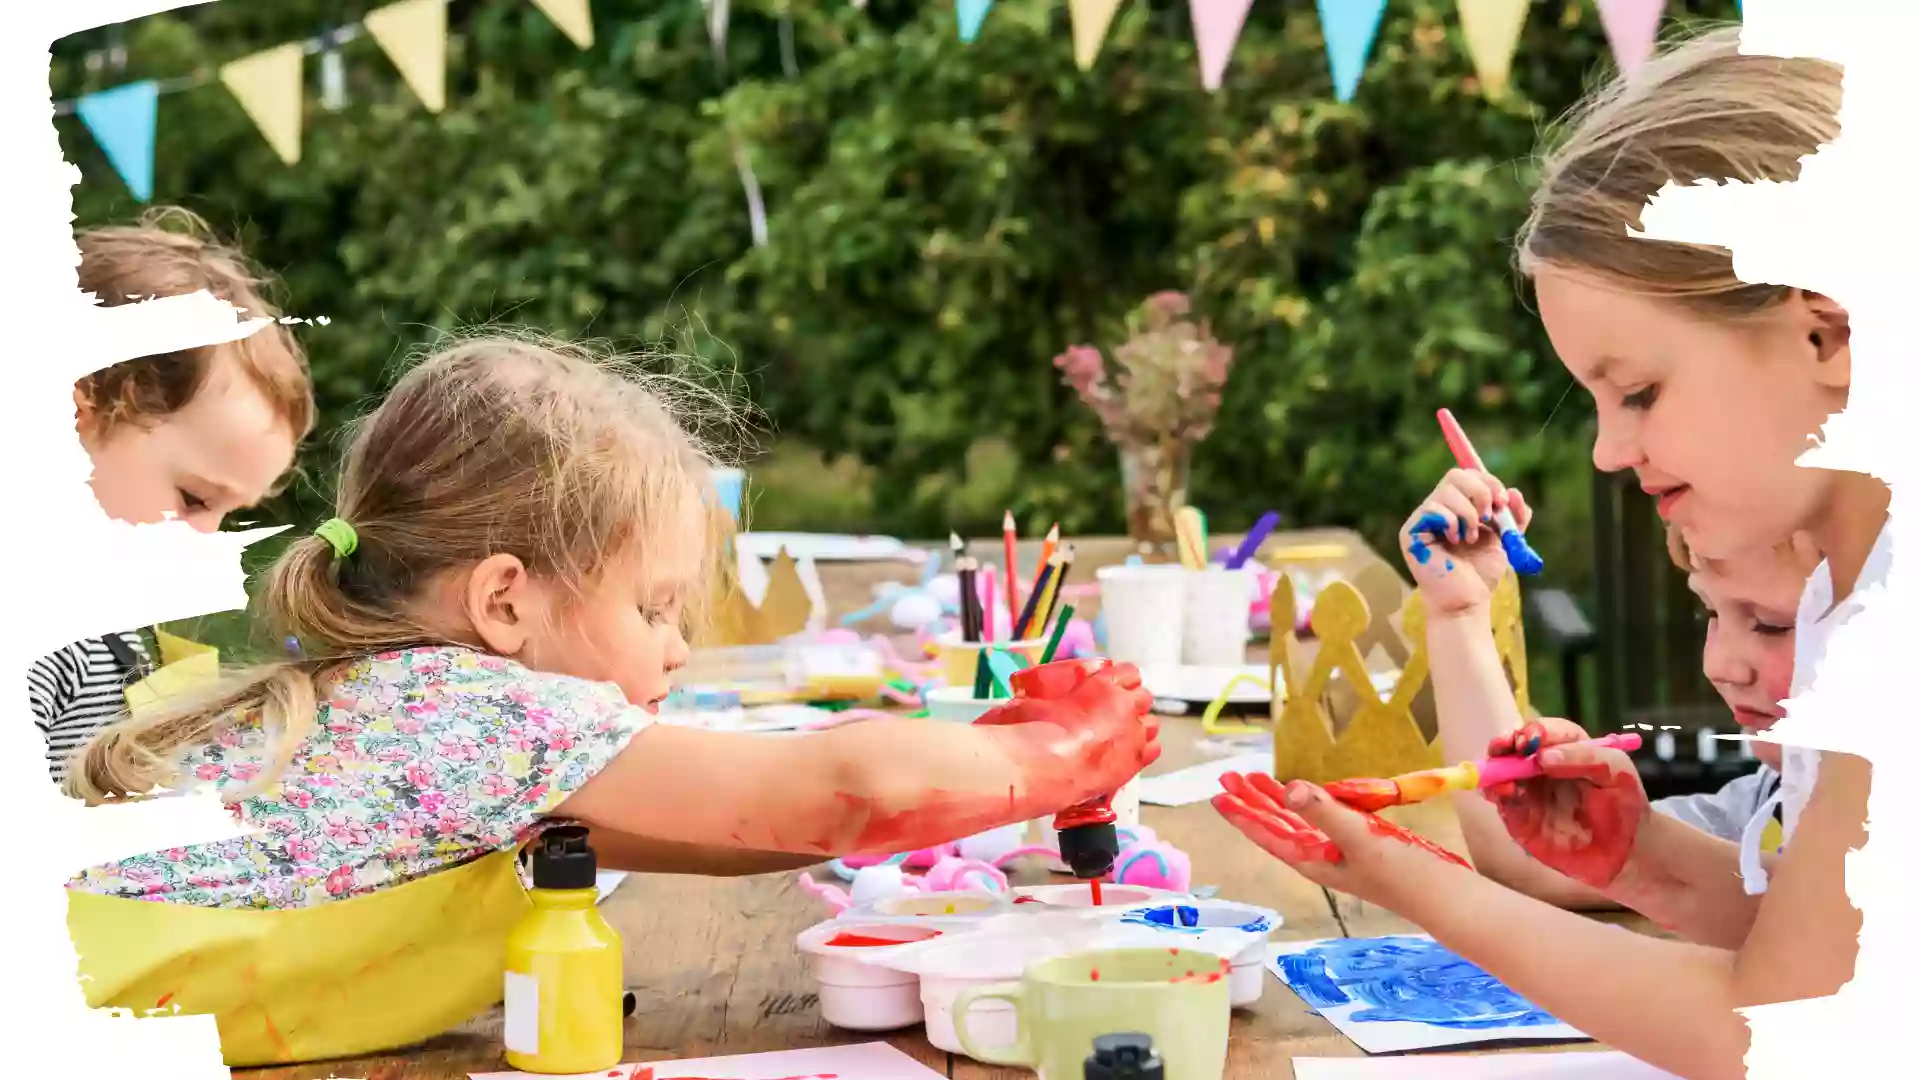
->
1317;0;1388;103
958;0;994;44
365;0;448;113
530;0;594;50
1457;0;1531;99
1191;0;1255;92
1596;0;1666;79
75;80;159;202
219;43;306;165
1069;0;1124;71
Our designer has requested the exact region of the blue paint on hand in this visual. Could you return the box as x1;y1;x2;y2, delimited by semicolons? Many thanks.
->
1275;936;1562;1030
1407;511;1455;567
1500;529;1545;576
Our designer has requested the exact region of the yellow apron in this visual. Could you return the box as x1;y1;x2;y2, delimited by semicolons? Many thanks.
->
121;628;220;719
83;629;531;1066
68;847;532;1067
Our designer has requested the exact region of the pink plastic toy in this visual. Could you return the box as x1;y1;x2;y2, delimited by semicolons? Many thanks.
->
803;826;1192;915
798;855;1011;914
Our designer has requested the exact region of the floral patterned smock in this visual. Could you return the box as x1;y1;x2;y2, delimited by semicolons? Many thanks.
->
67;646;650;910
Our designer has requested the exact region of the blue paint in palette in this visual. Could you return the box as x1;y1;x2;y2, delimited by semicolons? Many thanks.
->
1276;936;1561;1030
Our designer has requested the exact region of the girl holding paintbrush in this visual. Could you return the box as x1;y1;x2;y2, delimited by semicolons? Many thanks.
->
1214;28;1877;1080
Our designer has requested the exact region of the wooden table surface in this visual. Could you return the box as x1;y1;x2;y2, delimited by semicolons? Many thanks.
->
236;713;1656;1080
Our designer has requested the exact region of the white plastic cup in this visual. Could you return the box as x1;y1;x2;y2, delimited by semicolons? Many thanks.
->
1096;565;1187;668
1182;567;1257;666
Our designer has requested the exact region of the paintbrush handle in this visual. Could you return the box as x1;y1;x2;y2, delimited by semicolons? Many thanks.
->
1438;408;1529;538
1474;732;1644;788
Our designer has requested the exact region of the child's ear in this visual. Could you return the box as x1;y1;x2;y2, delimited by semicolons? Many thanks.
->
1801;290;1851;389
463;553;540;657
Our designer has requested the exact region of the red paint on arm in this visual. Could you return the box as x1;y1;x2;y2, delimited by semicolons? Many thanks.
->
1362;813;1472;869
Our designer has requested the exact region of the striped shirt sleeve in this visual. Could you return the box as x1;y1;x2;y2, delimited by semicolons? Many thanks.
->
29;633;147;786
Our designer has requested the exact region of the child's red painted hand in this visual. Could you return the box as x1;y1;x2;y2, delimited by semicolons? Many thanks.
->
1398;469;1532;618
975;661;1160;812
1212;771;1472;909
1484;718;1650;889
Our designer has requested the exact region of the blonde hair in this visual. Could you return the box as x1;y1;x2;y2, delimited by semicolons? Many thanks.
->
77;206;314;441
67;333;739;804
1517;24;1842;315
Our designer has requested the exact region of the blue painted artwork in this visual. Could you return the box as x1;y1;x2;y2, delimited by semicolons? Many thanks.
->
1276;936;1560;1031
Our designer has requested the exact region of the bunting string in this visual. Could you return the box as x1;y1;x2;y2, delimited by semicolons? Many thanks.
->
52;0;1723;207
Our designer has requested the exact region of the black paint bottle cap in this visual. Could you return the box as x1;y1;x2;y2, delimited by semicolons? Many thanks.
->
1057;820;1121;880
530;824;598;890
1085;1032;1164;1080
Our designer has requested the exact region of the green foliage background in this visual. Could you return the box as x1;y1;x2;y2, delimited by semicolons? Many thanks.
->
53;0;1744;684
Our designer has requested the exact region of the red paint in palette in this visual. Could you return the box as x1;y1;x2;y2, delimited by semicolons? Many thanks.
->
1087;878;1104;906
823;930;940;948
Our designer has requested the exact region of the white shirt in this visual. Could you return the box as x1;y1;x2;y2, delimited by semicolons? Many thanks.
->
1739;515;1894;894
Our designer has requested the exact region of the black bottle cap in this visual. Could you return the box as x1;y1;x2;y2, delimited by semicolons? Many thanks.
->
1057;820;1120;880
531;825;598;890
1085;1032;1163;1080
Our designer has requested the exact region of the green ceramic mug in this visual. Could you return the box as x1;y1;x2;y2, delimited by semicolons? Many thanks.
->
951;948;1231;1080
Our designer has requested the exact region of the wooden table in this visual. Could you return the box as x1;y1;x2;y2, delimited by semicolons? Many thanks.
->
237;714;1657;1080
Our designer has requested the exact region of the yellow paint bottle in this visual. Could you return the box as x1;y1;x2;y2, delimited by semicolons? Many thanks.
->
503;826;625;1074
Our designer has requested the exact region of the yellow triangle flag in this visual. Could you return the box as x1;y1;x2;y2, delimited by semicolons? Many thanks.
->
530;0;594;50
219;43;306;166
1069;0;1124;71
1457;0;1531;99
366;0;448;113
125;631;220;721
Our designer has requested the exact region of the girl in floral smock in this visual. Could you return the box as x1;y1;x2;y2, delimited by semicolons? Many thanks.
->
63;336;1159;1065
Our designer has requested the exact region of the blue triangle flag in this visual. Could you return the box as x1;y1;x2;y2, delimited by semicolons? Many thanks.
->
1317;0;1389;103
958;0;994;44
75;80;159;202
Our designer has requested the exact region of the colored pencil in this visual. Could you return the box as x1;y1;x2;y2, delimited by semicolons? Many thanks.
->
1040;603;1076;664
1021;550;1067;641
1041;544;1077;631
1002;510;1020;620
980;564;997;643
1036;523;1060;591
1012;556;1058;641
952;532;981;642
1225;510;1281;570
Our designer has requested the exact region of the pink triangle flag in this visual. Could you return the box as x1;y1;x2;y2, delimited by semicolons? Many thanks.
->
1596;0;1666;79
1191;0;1256;92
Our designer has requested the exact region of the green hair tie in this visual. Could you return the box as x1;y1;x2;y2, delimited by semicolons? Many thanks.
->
315;517;358;560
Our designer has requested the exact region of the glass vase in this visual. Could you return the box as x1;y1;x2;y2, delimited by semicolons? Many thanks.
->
1118;440;1191;553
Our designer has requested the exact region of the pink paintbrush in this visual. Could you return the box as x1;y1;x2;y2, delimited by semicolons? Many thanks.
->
1326;732;1644;811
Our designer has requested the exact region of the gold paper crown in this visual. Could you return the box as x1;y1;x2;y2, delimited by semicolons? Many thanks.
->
710;548;814;646
1269;570;1533;784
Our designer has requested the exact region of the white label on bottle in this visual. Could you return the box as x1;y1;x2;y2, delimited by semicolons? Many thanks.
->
504;971;539;1055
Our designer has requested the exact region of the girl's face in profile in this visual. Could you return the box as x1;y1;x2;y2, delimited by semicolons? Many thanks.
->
1535;269;1851;564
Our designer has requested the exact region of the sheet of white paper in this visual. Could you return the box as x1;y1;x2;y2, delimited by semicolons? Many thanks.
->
470;1040;945;1080
1292;1051;1682;1080
1137;751;1275;806
594;870;628;904
1270;935;1589;1054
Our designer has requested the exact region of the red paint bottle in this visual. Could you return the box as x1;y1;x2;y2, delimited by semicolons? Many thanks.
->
1005;659;1123;885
